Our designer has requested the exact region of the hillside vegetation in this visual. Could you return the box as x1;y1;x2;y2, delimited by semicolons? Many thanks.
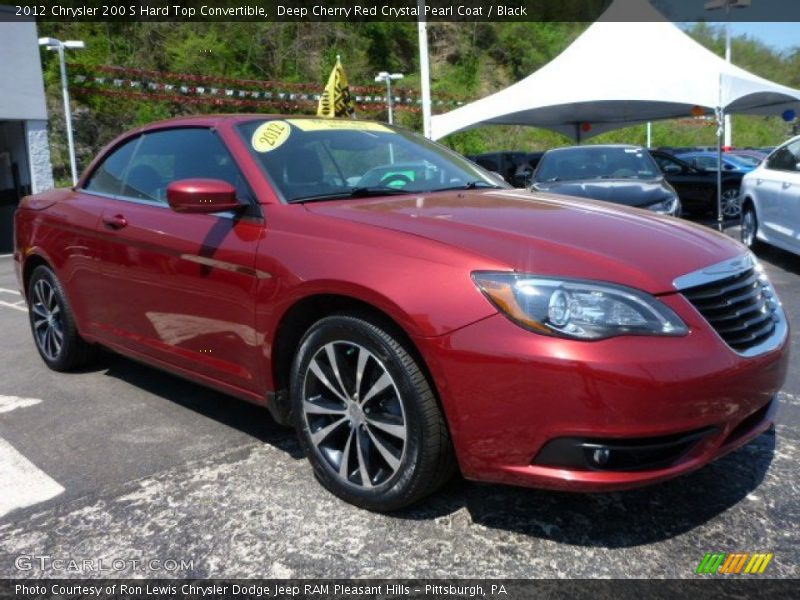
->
37;20;800;180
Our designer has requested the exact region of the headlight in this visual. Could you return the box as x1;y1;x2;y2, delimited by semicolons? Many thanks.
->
754;257;782;312
472;272;688;340
646;196;680;215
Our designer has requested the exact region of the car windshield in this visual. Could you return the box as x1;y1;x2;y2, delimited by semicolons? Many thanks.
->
237;118;506;202
534;146;661;182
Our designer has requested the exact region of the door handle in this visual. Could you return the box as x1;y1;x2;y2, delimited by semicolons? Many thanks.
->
782;182;792;189
102;214;128;230
756;179;763;185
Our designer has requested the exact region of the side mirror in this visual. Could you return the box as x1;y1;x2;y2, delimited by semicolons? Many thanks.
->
662;164;682;174
166;179;241;214
723;163;735;171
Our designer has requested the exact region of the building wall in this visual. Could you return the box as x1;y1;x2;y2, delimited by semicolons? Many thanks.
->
0;9;49;121
0;7;55;252
0;6;54;194
26;121;54;193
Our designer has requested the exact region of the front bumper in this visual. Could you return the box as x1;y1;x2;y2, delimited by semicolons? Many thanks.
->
415;294;789;492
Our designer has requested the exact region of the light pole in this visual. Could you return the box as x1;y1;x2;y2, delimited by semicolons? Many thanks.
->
39;37;85;186
704;0;751;149
374;71;404;125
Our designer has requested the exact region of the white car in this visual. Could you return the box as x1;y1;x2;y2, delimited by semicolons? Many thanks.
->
740;135;800;257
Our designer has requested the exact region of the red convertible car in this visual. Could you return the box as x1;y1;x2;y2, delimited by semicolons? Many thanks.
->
14;116;789;511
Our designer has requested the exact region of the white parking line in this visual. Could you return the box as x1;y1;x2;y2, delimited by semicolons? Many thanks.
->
0;437;64;517
0;288;25;312
0;395;42;414
0;299;26;312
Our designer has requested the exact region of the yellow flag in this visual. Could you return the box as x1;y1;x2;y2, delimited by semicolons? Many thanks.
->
317;57;355;118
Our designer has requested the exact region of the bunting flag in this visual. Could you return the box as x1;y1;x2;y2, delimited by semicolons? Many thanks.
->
317;57;355;118
68;64;466;115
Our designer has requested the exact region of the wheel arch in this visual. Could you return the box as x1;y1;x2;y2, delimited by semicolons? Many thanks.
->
21;253;53;300
268;293;443;427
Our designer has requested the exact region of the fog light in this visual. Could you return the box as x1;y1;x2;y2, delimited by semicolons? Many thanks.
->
591;447;610;466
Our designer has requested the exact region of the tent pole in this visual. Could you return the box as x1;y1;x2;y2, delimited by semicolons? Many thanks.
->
417;0;432;139
646;122;652;148
716;106;724;232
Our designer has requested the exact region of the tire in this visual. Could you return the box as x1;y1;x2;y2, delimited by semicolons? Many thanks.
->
27;265;98;371
290;313;455;511
721;186;742;218
741;204;762;251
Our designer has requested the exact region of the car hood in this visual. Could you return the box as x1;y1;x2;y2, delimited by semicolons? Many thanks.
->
533;178;672;207
304;190;745;295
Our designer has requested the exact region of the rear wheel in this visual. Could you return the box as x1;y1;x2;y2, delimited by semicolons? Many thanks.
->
27;265;97;371
291;314;455;511
721;186;742;218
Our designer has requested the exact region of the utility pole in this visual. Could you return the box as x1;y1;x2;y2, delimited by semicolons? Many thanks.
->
39;37;85;186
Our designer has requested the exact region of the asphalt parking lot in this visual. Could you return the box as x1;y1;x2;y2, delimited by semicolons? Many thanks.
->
0;240;798;580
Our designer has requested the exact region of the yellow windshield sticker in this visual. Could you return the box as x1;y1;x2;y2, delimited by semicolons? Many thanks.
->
286;119;393;133
252;120;291;153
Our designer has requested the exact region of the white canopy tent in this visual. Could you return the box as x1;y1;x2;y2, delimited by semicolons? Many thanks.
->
431;0;800;143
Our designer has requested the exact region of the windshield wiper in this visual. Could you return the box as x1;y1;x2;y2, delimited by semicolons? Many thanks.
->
430;180;504;192
288;186;413;204
464;180;504;189
349;186;414;198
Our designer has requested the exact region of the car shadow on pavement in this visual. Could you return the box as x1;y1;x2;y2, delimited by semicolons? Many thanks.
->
90;350;776;548
97;350;305;459
756;245;800;277
396;428;775;548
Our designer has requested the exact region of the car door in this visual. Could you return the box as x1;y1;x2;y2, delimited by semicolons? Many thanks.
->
63;137;141;336
763;139;800;252
759;140;800;248
652;152;707;213
92;127;265;393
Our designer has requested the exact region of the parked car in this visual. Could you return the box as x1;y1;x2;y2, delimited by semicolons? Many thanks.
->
531;145;681;216
650;150;744;217
727;149;767;163
740;134;800;257
468;151;543;187
14;116;788;511
676;151;759;174
655;146;696;155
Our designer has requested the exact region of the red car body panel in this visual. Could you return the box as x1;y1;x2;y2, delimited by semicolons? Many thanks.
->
305;190;744;295
14;115;789;493
415;311;787;490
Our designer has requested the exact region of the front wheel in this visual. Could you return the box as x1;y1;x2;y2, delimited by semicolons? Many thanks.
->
291;314;455;511
27;265;97;371
741;204;761;250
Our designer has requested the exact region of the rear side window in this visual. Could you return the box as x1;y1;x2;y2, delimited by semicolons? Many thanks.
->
121;128;252;204
84;137;139;196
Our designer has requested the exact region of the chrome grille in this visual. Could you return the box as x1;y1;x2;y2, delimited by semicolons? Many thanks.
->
681;267;778;353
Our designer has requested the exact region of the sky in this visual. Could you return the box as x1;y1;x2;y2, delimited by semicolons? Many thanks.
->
650;0;799;52
728;22;800;52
